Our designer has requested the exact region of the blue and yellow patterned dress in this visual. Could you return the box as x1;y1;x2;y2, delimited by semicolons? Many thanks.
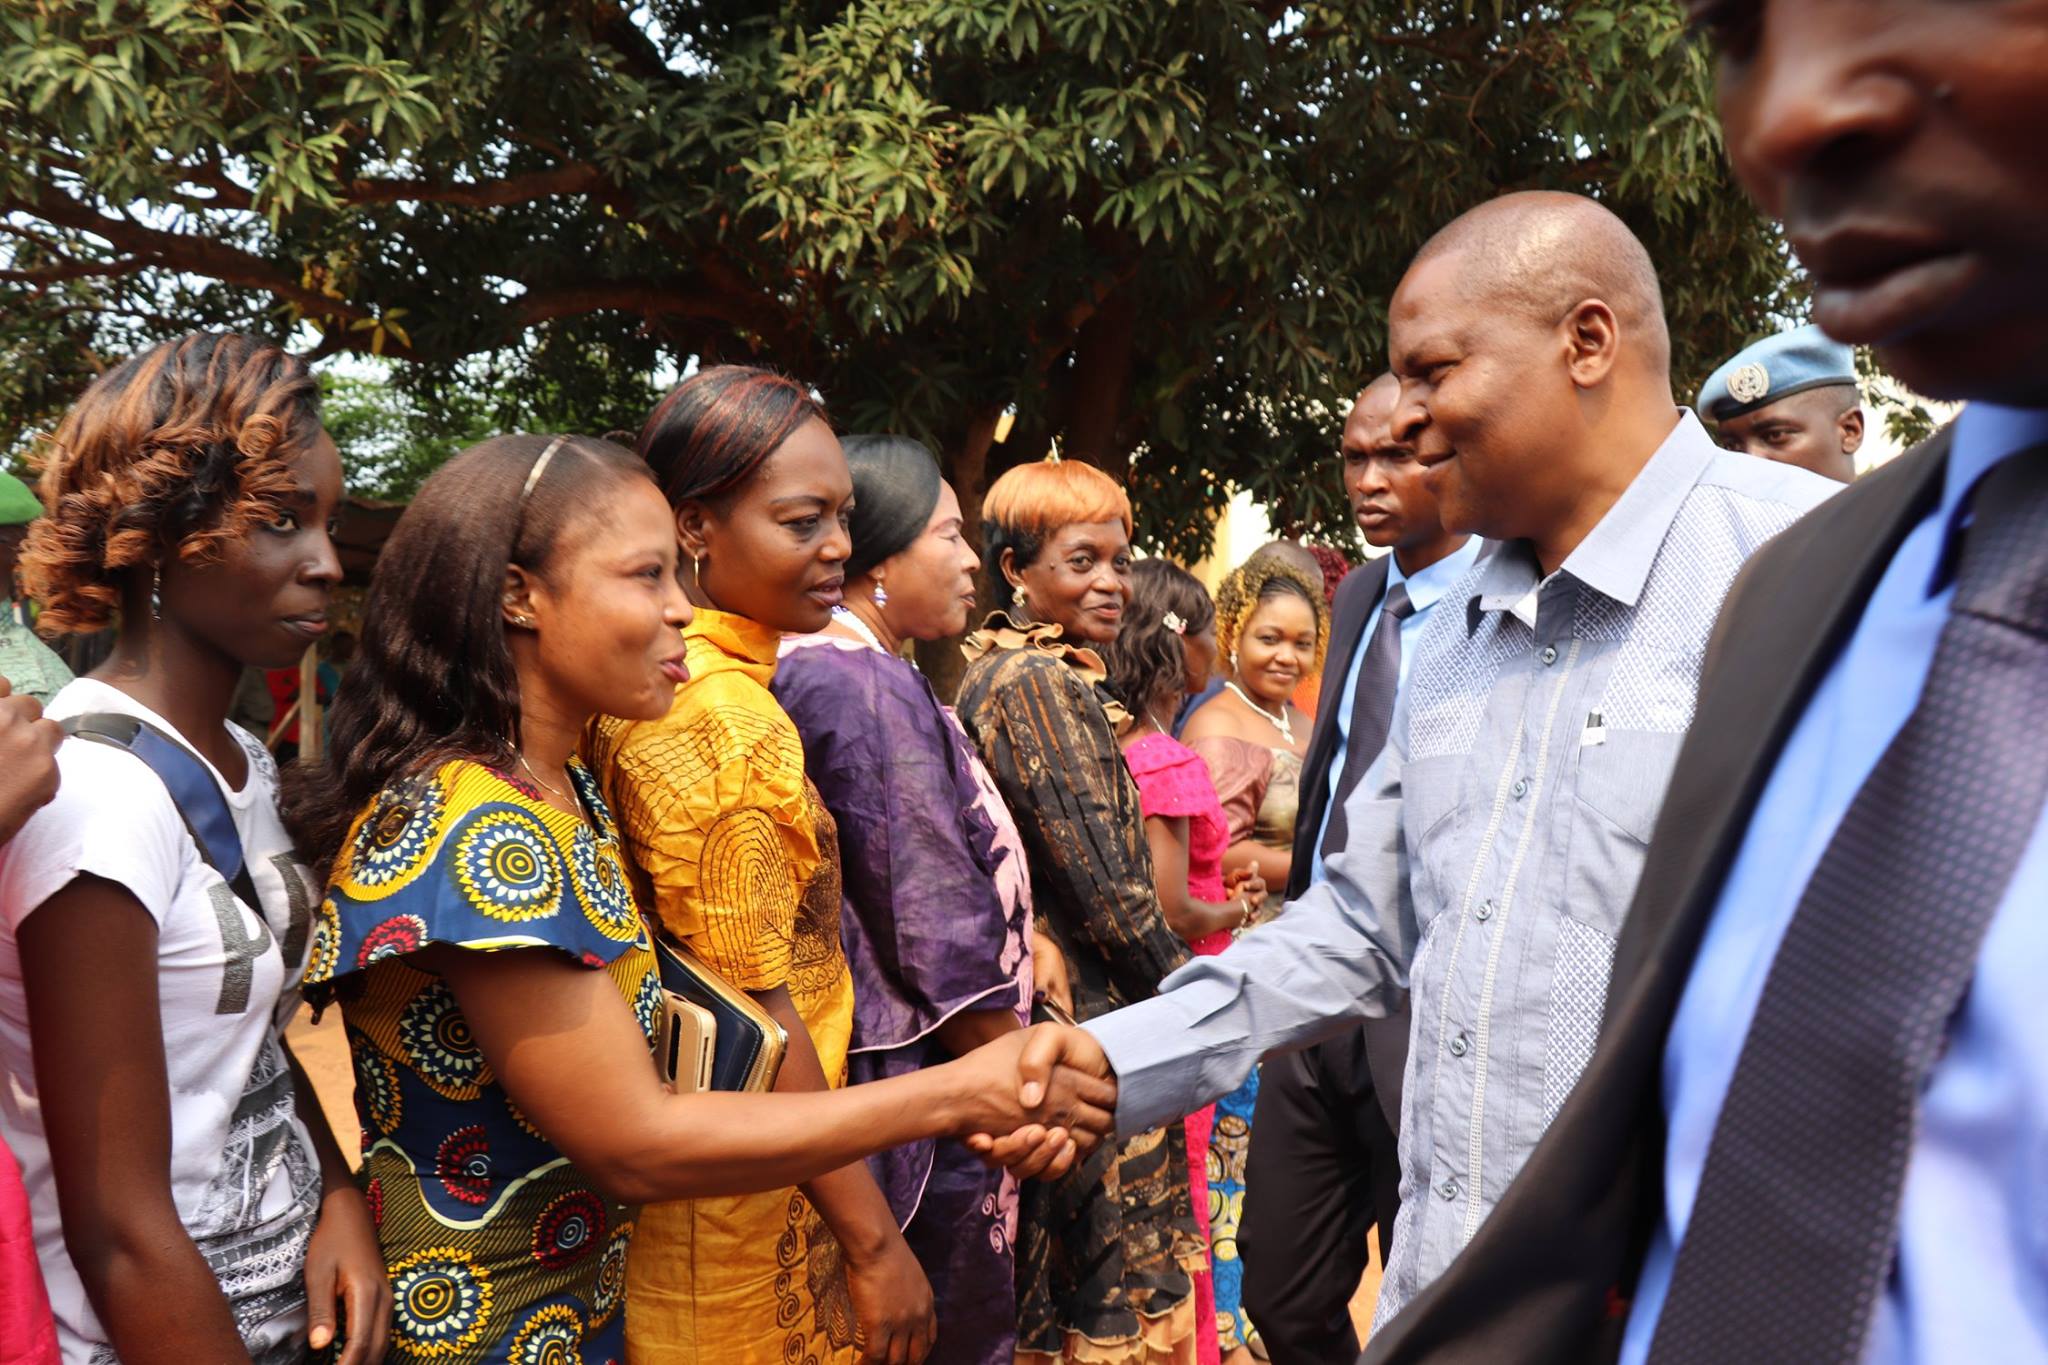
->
305;758;659;1365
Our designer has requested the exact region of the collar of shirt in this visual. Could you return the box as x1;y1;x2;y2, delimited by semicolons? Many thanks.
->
1929;404;2048;597
1468;410;1716;633
1387;534;1483;617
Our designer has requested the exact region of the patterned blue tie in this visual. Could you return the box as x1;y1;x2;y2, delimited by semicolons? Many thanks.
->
1650;448;2048;1362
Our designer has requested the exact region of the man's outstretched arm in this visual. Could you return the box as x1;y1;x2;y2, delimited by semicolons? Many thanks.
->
975;737;1420;1144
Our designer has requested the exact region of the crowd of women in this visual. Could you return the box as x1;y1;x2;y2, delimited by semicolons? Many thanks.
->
0;331;1339;1365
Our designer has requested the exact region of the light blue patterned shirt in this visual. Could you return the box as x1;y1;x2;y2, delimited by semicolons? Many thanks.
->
1087;412;1835;1321
1306;536;1483;888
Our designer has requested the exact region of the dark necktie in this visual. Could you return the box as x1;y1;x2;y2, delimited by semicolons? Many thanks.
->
1321;581;1412;861
1650;449;2048;1363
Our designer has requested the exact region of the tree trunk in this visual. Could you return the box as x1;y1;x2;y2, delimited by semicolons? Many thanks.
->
1060;278;1139;480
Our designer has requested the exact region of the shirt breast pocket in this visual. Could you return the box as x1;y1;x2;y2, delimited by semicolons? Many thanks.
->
1401;754;1467;934
1562;732;1680;938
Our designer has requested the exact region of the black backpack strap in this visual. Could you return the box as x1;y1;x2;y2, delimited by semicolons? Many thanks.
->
61;713;262;910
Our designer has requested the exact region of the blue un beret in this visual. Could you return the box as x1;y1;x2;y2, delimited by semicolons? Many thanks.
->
1696;323;1859;422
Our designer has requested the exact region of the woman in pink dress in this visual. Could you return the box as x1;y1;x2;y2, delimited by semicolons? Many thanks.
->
1107;560;1267;1365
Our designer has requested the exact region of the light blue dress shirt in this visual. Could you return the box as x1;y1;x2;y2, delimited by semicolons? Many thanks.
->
1306;536;1483;887
1625;405;2048;1363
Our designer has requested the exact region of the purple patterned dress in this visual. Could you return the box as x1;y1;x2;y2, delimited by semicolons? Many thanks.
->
775;632;1033;1365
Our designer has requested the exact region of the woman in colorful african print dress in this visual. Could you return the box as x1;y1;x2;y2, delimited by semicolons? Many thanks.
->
587;370;934;1365
1180;554;1329;1359
1105;561;1271;1365
287;435;1095;1365
774;435;1074;1364
955;460;1205;1365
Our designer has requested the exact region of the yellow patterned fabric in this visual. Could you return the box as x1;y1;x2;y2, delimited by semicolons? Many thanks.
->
588;607;859;1365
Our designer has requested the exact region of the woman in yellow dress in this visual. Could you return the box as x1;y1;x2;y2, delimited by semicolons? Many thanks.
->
586;367;933;1364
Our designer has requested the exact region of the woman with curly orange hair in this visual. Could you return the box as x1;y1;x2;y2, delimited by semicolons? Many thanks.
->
0;332;391;1363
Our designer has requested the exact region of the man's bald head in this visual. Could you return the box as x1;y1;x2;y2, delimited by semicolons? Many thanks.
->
1386;192;1689;571
1409;191;1671;374
1250;538;1321;584
1350;372;1402;428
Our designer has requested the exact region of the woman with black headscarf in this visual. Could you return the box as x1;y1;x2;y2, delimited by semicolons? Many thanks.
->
772;435;1069;1365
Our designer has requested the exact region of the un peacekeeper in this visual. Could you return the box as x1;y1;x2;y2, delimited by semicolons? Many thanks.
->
1697;322;1864;483
0;471;72;705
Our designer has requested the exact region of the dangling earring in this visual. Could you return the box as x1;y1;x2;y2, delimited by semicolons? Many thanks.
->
692;551;704;581
872;578;889;607
150;566;163;623
1011;584;1028;611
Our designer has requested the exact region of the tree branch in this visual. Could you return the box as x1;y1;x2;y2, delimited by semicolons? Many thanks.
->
5;185;376;328
344;163;608;208
0;256;145;289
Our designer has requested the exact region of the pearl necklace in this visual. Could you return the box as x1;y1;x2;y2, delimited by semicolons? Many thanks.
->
1224;680;1295;746
831;604;886;652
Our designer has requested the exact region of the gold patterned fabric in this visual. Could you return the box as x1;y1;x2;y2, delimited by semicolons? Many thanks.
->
587;608;859;1365
1185;736;1303;853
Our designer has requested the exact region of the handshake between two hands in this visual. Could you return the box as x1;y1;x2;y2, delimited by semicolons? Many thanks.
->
952;1024;1121;1182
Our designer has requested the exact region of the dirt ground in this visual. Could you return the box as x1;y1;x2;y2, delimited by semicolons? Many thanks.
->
286;1001;1384;1343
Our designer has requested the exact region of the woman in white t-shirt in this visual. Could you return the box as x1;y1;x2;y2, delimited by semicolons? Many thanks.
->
0;333;389;1365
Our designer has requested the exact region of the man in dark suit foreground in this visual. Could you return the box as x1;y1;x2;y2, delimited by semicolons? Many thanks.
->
1360;1;2048;1361
1239;374;1476;1362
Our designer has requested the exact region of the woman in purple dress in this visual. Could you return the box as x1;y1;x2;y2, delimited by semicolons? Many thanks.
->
772;434;1067;1365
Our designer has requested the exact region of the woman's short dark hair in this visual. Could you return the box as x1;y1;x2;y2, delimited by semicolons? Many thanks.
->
841;434;942;580
23;331;322;633
283;434;651;878
637;365;827;508
1105;559;1216;714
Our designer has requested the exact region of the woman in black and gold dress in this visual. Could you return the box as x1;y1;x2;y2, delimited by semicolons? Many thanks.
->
955;459;1204;1364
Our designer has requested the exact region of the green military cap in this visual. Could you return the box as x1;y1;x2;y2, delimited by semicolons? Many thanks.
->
0;472;41;527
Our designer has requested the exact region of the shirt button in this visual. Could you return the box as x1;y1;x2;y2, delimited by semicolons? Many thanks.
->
1449;1032;1469;1057
1476;900;1495;921
1540;645;1558;666
1512;777;1530;799
1438;1178;1460;1202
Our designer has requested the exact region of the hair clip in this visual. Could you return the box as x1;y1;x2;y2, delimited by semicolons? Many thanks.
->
1162;611;1186;636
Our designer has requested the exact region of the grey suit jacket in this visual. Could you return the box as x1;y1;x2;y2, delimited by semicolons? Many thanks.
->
1359;430;1952;1364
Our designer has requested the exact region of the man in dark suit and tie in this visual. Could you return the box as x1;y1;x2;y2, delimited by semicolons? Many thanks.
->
1360;1;2048;1361
1239;373;1478;1362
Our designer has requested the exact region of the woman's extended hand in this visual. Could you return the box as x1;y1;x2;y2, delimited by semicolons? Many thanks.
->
843;1229;937;1365
303;1183;391;1365
951;1024;1117;1179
